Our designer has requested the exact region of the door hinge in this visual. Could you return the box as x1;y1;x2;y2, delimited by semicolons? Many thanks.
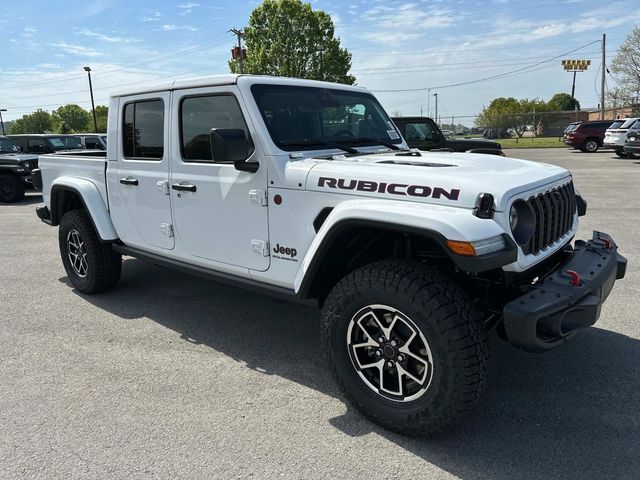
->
249;189;268;206
161;223;174;237
251;239;269;256
156;180;170;195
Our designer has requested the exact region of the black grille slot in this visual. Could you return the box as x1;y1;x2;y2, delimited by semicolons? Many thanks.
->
522;181;576;255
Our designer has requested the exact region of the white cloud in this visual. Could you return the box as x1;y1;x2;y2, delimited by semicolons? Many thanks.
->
22;27;37;38
177;3;200;15
141;11;161;22
161;24;198;32
50;42;103;57
77;29;141;43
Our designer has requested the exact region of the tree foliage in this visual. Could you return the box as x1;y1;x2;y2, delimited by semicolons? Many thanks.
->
608;26;640;112
475;94;582;137
548;93;580;111
9;105;108;134
52;104;92;133
229;0;355;84
10;109;53;134
475;97;546;137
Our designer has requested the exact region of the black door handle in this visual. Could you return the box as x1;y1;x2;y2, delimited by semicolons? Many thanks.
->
172;183;197;192
119;177;139;186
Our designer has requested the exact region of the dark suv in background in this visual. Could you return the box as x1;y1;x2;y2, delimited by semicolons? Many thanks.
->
563;120;613;152
8;134;84;154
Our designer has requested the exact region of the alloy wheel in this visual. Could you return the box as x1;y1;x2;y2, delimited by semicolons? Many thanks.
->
346;304;434;402
67;229;88;278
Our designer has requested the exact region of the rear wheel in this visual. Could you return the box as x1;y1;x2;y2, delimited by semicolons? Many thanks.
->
581;139;599;153
0;174;25;203
59;209;121;294
615;149;627;158
321;261;489;436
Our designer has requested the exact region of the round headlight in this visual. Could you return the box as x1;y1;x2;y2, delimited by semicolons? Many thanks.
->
509;200;535;246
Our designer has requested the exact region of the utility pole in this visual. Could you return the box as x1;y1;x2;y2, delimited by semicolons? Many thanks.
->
600;33;606;120
229;28;246;74
433;93;438;125
0;109;6;135
427;88;431;117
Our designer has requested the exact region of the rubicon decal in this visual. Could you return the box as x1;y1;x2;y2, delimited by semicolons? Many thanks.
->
317;177;460;200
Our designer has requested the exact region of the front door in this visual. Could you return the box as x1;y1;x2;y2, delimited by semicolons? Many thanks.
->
111;92;174;250
170;87;269;271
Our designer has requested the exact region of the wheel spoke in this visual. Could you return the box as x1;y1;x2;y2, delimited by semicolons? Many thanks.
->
398;363;426;385
398;347;429;369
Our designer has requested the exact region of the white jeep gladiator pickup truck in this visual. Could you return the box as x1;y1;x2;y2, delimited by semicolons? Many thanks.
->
33;75;627;436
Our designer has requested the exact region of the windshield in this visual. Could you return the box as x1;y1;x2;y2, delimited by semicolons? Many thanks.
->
251;84;402;151
0;137;19;153
48;136;83;150
630;120;640;131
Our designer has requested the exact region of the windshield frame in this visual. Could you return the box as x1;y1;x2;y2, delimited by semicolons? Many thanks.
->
250;83;403;152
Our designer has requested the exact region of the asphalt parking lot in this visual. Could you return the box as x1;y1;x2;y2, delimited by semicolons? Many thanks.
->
1;148;638;480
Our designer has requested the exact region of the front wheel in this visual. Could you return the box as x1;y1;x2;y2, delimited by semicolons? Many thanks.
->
59;209;122;294
615;149;628;158
321;261;489;436
0;174;25;203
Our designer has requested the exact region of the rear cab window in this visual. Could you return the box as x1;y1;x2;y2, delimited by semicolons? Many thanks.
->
122;99;165;159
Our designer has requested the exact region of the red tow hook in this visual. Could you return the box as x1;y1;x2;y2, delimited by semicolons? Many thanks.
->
602;238;612;250
565;270;581;287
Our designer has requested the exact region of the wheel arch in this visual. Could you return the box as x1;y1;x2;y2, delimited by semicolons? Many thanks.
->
50;178;118;241
294;199;514;302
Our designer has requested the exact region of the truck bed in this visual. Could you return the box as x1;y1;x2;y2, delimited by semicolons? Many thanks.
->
39;151;108;209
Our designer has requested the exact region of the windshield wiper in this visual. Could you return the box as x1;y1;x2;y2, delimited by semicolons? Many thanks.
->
279;139;359;154
336;137;403;151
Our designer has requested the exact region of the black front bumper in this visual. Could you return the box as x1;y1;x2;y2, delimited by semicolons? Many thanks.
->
503;231;626;352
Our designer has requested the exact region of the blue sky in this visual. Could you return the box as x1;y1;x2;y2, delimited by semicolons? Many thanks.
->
0;0;637;125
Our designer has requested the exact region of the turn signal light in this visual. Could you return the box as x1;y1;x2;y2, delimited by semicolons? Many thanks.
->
446;240;476;257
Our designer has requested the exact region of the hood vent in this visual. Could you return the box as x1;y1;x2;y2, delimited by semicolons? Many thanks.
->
376;160;456;168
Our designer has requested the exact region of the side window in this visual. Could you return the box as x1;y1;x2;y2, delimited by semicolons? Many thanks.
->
404;123;436;141
122;99;164;159
180;94;252;163
28;139;47;153
85;138;99;149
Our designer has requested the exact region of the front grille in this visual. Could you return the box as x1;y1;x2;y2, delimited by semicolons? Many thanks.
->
522;181;576;255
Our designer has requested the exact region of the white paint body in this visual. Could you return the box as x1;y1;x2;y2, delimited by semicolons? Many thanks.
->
39;75;578;294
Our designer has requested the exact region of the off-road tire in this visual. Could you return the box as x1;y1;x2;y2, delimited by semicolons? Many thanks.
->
0;174;25;203
59;209;121;294
321;260;489;436
615;149;628;158
581;138;599;153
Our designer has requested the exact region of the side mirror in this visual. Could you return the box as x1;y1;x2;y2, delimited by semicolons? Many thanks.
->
209;128;258;173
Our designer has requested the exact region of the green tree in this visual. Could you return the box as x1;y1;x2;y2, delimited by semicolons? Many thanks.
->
229;0;355;84
52;104;91;133
10;109;53;134
93;105;108;133
609;26;640;113
548;93;580;111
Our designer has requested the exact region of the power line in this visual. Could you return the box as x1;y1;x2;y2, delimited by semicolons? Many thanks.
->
370;40;601;93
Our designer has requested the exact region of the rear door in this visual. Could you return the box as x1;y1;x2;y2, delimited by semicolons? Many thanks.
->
109;92;174;250
169;86;269;271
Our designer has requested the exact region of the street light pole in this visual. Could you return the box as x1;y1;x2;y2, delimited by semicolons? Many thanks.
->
0;109;6;135
433;93;438;125
83;66;98;133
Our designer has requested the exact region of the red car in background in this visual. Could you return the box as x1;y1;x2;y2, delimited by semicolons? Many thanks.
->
563;120;614;152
